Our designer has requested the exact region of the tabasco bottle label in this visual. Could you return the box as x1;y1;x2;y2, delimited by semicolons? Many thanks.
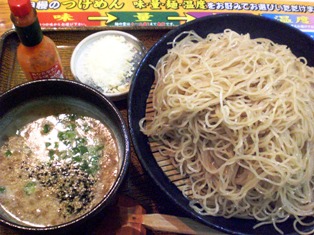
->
29;63;64;80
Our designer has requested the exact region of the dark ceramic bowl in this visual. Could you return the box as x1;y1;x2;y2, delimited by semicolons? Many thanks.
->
128;13;314;235
0;79;130;233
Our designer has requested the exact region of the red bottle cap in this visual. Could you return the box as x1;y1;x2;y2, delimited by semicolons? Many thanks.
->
8;0;32;17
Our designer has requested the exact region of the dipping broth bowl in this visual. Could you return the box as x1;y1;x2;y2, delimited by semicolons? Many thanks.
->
0;79;130;233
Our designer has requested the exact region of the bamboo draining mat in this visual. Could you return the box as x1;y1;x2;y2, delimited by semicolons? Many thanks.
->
145;83;193;198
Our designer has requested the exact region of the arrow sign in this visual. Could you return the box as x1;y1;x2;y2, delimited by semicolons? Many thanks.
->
88;13;117;24
167;13;195;22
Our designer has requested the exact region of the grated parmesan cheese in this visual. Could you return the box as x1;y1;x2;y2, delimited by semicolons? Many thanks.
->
76;35;141;94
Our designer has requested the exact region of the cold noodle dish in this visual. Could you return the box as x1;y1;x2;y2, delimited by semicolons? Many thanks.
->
140;30;314;234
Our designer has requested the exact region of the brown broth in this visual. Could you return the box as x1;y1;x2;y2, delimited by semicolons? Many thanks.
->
0;110;119;226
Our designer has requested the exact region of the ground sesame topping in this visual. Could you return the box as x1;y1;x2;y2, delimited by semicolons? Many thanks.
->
0;113;119;226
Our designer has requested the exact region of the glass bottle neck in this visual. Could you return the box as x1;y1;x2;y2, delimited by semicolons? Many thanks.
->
11;9;43;47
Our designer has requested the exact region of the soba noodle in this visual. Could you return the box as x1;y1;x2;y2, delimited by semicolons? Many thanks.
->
140;30;314;234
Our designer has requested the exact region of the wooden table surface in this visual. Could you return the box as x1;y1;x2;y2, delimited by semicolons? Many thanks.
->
0;2;223;235
0;1;11;37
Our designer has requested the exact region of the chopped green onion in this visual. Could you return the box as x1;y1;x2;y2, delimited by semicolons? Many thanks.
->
42;124;51;134
24;182;36;196
58;130;76;141
68;123;76;131
73;145;88;155
95;145;104;151
83;124;91;132
76;137;87;145
0;186;6;193
5;150;12;157
81;160;89;172
73;156;82;162
45;142;51;147
68;114;77;121
48;150;55;160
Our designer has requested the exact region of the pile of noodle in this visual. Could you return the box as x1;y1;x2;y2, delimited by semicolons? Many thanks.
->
140;30;314;234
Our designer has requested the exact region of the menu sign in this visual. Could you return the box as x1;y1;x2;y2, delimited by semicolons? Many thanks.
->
32;0;314;38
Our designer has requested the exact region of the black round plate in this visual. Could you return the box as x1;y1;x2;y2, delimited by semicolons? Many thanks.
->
128;13;314;235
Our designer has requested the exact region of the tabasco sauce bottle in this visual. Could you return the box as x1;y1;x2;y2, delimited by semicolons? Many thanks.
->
8;0;64;80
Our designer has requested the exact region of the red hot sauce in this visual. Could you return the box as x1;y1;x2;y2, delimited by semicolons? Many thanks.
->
8;0;64;80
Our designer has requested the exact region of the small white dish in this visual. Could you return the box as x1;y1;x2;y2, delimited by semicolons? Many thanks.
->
71;30;146;101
